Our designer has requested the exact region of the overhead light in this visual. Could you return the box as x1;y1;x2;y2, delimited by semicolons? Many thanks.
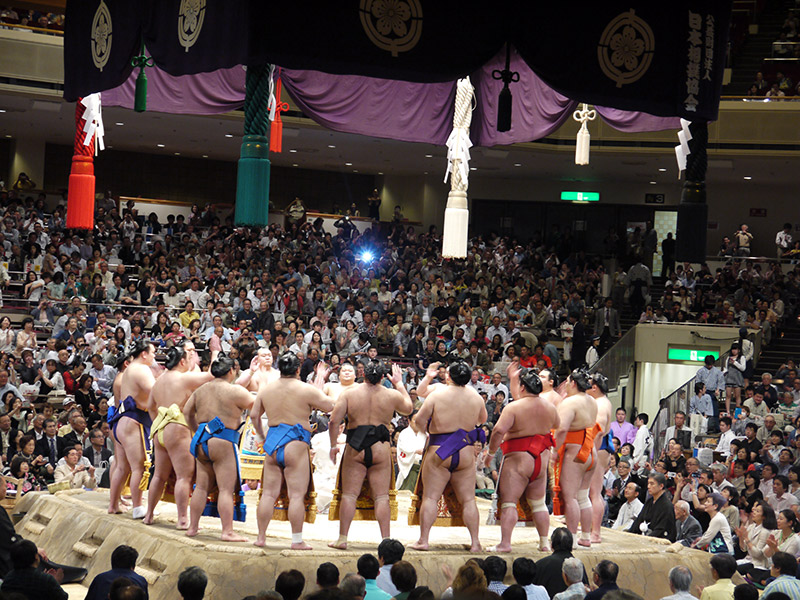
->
0;110;6;113
289;149;297;153
345;162;353;166
157;143;165;148
4;134;11;138
353;169;359;173
174;152;180;156
743;176;752;180
202;154;208;158
513;163;522;167
224;134;233;138
649;181;657;184
424;171;429;175
378;172;383;175
328;144;336;148
292;163;299;167
107;145;112;149
470;167;477;171
425;154;433;158
115;122;123;126
658;168;666;172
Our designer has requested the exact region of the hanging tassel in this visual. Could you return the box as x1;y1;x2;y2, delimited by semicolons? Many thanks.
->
572;103;596;166
66;96;101;230
442;77;475;259
131;40;153;113
269;73;289;153
235;64;272;226
492;45;519;133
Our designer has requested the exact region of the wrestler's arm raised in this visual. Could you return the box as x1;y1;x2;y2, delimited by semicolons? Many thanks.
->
229;381;255;413
235;355;259;389
412;387;435;432
415;362;441;399
388;364;414;416
314;361;331;391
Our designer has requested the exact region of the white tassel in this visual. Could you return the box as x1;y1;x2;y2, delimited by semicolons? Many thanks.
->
442;191;469;259
442;77;475;259
572;103;596;166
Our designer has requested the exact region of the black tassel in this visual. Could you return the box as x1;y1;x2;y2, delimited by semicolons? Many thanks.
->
492;44;519;133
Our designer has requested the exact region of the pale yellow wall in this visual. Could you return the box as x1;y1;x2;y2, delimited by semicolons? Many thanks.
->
11;137;45;189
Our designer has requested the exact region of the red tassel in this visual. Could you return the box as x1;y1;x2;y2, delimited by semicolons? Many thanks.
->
270;75;289;154
66;99;95;230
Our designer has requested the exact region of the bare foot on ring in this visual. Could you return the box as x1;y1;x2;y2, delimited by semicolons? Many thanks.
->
408;541;429;551
328;541;348;550
291;542;313;550
220;532;248;542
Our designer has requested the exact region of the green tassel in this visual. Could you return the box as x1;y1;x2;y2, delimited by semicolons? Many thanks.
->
235;135;270;226
134;68;148;113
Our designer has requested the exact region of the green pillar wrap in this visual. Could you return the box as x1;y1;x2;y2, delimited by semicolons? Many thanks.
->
235;64;272;226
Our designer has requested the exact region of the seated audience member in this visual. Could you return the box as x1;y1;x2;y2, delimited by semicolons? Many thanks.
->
735;500;776;578
85;545;148;600
390;561;417;600
484;555;509;595
0;539;67;599
674;500;703;547
658;565;697;600
628;473;677;541
699;554;736;600
534;528;586;598
317;562;341;590
511;557;548;600
377;538;405;596
178;566;208;600
585;560;619;600
692;493;734;554
731;583;758;600
612;482;643;531
357;554;391;600
760;551;800;599
553;557;587;600
340;574;367;600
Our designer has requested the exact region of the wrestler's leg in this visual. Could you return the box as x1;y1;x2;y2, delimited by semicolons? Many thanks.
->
526;449;552;551
496;453;530;553
143;438;171;525
186;452;214;538
108;428;130;514
559;445;582;535
450;446;482;553
164;425;195;530
409;451;449;551
208;437;247;542
114;418;146;513
283;441;313;550
330;446;367;549
254;454;283;547
365;442;392;539
577;449;597;546
589;449;610;542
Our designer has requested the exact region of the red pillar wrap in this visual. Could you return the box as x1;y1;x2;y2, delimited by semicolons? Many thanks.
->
66;99;95;230
270;75;289;154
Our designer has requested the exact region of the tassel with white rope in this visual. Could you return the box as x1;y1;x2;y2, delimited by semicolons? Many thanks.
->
442;77;475;259
572;103;595;165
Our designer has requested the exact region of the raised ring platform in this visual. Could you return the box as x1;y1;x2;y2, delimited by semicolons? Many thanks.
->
14;490;720;599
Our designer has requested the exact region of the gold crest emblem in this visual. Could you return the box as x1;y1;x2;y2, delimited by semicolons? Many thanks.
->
359;0;422;58
91;0;112;72
597;9;655;88
178;0;206;52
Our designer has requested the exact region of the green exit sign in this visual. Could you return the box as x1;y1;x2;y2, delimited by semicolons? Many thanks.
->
561;191;600;202
667;347;720;362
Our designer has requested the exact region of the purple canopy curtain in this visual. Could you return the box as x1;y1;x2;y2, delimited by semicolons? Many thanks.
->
101;54;681;145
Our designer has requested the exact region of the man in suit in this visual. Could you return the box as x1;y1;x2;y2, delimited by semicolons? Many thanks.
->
674;500;702;547
0;413;17;457
34;419;66;481
568;313;586;370
585;560;619;600
628;473;677;542
62;415;90;449
607;459;642;522
84;428;112;469
84;545;148;600
533;528;588;598
594;297;621;355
